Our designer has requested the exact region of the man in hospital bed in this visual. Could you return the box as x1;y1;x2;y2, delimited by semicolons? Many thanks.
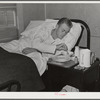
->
0;17;81;76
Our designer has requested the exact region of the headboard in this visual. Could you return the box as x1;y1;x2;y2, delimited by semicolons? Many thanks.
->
71;19;90;50
55;18;90;50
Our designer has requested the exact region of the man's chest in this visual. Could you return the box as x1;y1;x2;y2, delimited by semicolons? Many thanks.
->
44;36;65;45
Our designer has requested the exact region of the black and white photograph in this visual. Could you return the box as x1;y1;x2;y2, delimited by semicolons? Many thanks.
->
0;1;100;99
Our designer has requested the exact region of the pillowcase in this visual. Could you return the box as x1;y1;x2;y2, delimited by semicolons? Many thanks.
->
25;20;45;31
21;19;58;37
25;19;58;31
21;19;81;44
67;22;82;50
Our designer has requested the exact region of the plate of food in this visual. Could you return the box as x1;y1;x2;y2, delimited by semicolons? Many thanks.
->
51;54;71;62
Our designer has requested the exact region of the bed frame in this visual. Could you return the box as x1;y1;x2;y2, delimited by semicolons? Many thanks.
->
71;19;90;49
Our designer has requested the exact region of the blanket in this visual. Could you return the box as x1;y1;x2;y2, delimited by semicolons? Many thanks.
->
0;47;45;91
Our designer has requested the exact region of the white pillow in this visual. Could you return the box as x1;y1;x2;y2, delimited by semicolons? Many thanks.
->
21;19;81;43
25;19;58;31
70;22;81;37
68;22;82;50
25;20;45;31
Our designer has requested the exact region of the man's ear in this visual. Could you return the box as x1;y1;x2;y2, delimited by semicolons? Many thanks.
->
56;24;59;29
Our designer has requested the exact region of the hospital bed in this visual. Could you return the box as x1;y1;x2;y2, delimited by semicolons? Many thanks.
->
0;18;93;91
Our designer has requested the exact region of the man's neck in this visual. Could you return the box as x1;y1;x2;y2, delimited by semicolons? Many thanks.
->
51;29;58;40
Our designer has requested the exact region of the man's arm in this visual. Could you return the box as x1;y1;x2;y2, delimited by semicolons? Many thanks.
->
22;42;68;55
32;39;68;53
22;48;41;55
31;38;57;54
22;39;68;54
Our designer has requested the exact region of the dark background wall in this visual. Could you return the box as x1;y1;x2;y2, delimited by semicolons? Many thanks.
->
17;4;45;33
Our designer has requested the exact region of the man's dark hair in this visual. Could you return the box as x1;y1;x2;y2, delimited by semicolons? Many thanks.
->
57;17;73;28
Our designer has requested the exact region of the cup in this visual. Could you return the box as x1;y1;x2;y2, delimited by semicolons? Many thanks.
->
79;49;91;67
90;52;95;65
74;46;80;61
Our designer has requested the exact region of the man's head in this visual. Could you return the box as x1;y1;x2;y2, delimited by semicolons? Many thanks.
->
56;17;73;39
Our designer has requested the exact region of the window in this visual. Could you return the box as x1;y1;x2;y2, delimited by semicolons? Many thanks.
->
0;4;18;42
0;4;17;28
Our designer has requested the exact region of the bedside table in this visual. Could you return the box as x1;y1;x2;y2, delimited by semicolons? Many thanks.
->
46;58;100;92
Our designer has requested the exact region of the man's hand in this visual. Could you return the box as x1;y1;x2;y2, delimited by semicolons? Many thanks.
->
56;43;68;51
22;47;38;55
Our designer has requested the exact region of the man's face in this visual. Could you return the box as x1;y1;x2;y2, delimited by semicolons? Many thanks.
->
56;23;71;39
